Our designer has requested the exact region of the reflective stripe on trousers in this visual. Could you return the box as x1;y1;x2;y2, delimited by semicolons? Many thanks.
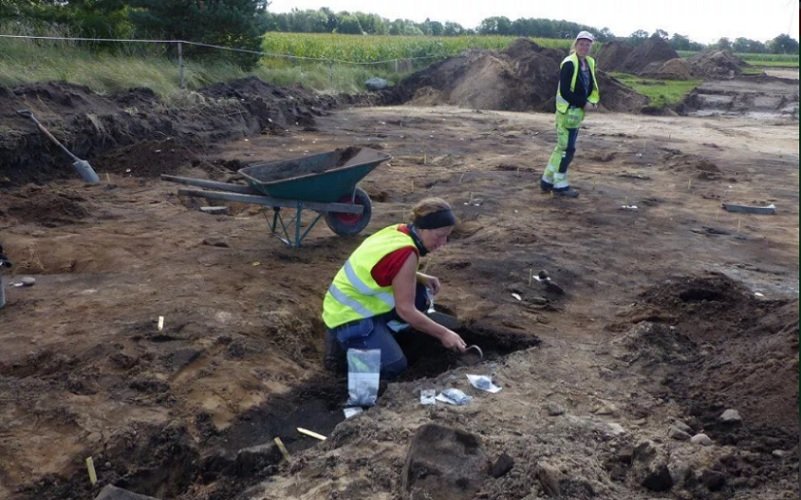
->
542;114;581;189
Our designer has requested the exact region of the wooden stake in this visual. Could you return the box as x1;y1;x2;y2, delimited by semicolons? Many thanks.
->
157;316;164;331
85;457;97;485
297;427;327;441
274;437;291;462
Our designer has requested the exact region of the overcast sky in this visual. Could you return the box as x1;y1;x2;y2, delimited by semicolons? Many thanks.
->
268;0;799;44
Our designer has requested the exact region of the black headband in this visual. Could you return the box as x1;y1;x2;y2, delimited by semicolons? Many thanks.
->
414;208;456;229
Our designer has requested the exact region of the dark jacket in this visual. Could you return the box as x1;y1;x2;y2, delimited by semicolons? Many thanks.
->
559;60;596;109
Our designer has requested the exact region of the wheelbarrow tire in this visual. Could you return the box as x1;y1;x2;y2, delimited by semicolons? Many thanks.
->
325;187;372;236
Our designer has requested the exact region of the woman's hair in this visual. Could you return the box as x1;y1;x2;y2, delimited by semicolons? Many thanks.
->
408;197;452;223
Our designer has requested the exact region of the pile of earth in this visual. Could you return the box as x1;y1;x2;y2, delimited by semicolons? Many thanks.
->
685;50;748;79
596;35;681;75
596;35;748;80
0;78;370;187
602;272;799;498
381;38;649;113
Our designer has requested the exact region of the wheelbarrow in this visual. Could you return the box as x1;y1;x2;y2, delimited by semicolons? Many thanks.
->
162;147;391;247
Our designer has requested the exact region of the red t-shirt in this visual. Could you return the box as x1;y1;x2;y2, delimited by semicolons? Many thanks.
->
371;224;418;286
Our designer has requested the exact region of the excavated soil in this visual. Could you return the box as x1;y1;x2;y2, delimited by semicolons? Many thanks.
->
382;38;649;113
0;58;798;500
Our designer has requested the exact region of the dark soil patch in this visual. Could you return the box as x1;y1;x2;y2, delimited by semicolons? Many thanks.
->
1;185;90;226
19;423;198;500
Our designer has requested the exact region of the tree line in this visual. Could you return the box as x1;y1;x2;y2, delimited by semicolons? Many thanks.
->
1;0;797;71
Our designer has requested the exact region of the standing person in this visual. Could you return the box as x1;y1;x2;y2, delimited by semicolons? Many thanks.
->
322;197;467;379
540;30;600;198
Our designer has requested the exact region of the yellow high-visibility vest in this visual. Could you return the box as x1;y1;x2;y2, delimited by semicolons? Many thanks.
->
322;225;416;328
555;53;600;113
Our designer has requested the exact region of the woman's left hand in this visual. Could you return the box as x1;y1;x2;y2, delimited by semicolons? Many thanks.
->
417;272;441;295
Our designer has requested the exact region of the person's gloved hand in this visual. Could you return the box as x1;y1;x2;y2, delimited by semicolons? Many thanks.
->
0;244;12;268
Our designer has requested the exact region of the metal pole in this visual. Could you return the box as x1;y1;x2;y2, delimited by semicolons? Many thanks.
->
178;42;185;90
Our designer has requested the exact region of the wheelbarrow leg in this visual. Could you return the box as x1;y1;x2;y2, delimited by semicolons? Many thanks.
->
271;207;280;233
295;204;302;247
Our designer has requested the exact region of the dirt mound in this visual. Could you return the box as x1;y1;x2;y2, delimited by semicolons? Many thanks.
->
619;272;798;446
640;58;693;80
597;36;679;75
383;38;648;113
0;78;345;187
595;40;633;72
687;50;748;79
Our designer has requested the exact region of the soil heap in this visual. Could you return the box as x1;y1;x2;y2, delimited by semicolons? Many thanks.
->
596;37;749;81
604;35;679;74
383;38;648;113
686;50;748;79
0;78;351;187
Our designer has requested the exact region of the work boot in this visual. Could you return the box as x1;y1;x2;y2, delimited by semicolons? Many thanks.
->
539;178;554;192
553;187;579;198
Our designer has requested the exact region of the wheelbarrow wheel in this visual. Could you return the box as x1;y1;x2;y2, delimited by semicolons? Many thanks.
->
325;187;372;236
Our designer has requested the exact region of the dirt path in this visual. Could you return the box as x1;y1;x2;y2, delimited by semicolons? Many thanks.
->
0;80;798;499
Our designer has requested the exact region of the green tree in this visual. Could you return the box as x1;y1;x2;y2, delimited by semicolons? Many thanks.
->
768;34;799;54
669;33;691;50
478;16;512;35
629;29;649;45
128;0;270;68
715;37;732;50
421;18;444;36
336;13;362;34
442;21;464;36
597;27;614;41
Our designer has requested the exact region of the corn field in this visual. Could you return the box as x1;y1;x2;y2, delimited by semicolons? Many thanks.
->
259;32;571;69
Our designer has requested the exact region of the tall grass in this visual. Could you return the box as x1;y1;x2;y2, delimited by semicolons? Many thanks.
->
1;32;574;95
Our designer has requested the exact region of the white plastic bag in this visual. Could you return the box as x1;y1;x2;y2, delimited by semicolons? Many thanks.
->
466;374;502;393
435;388;472;405
346;348;381;407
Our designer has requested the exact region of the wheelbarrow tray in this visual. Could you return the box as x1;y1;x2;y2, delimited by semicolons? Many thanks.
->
239;147;390;203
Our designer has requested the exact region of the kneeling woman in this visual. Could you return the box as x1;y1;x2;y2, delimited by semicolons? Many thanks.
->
322;197;467;378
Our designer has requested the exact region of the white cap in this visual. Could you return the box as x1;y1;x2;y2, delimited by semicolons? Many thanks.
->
575;31;595;42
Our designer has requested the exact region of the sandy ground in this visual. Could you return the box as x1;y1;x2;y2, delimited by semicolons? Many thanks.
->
0;76;798;499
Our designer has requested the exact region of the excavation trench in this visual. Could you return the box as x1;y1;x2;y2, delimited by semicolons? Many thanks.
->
21;324;539;500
